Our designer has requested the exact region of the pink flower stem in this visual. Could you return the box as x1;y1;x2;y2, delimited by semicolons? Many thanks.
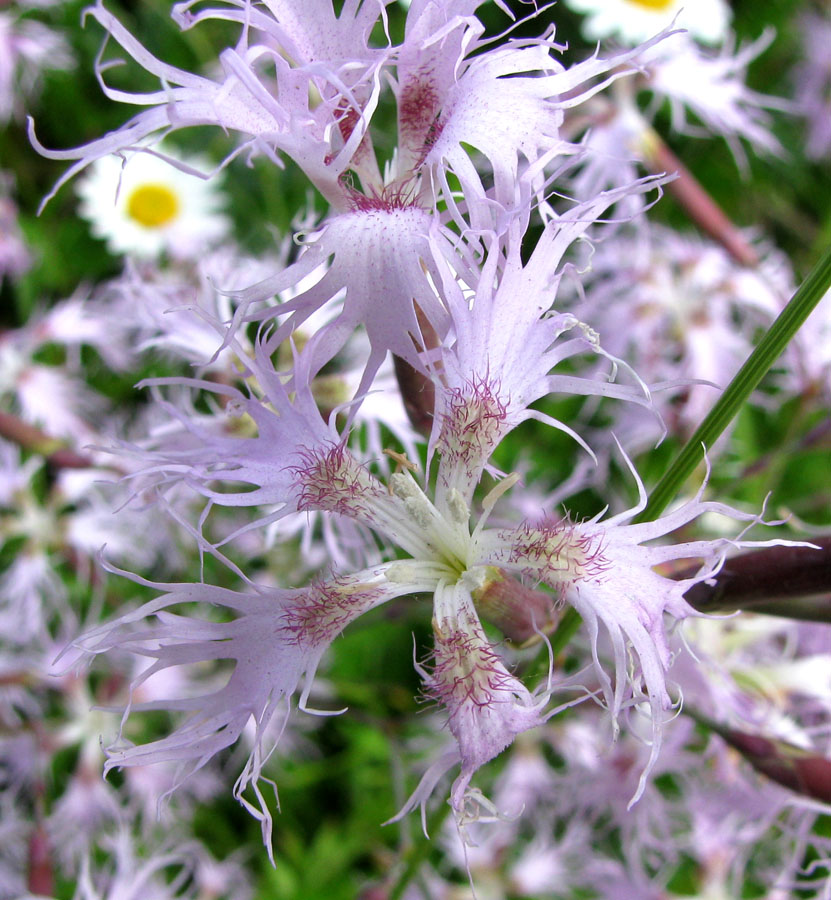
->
643;130;759;268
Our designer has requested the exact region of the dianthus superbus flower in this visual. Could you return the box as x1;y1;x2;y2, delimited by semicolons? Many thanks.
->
34;0;815;878
30;0;390;210
78;278;798;840
76;567;410;845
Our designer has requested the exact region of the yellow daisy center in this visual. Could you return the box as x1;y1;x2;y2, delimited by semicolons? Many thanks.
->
627;0;675;8
126;183;180;228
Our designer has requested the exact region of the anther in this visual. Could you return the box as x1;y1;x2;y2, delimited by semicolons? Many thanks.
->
446;488;469;525
383;448;420;473
391;472;421;501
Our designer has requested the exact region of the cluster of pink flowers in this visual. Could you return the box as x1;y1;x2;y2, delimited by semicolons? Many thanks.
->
2;0;830;896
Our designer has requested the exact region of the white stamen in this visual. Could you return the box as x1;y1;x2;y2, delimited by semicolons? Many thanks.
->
482;472;520;511
405;496;434;529
446;488;470;525
391;472;421;501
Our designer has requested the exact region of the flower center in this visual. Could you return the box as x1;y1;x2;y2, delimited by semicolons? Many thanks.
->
627;0;675;8
126;183;180;228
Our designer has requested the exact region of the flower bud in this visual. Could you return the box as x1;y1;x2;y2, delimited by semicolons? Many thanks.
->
471;566;558;646
722;728;831;805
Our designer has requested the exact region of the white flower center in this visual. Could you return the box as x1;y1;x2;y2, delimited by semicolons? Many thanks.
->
388;471;472;575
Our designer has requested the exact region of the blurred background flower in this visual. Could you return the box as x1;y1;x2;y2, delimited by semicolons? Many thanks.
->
1;1;830;899
76;147;230;260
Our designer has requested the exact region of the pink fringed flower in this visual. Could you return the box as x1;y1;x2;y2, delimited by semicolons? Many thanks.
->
76;566;410;849
30;0;390;210
40;0;809;863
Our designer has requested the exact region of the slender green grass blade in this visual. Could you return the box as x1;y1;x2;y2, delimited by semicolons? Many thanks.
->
634;244;831;523
549;244;831;650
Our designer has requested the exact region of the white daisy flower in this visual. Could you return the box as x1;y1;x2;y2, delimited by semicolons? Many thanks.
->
76;147;230;260
563;0;731;46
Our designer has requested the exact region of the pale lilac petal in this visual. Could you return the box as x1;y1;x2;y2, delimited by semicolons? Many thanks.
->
75;566;406;846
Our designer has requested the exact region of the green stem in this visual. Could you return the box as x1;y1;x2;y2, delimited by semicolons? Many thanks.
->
549;243;831;654
550;606;582;657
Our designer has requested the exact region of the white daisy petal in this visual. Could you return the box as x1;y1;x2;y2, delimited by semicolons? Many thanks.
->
563;0;731;46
